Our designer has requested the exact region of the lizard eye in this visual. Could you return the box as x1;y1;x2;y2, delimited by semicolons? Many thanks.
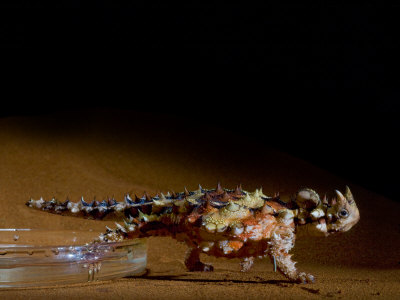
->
339;209;349;218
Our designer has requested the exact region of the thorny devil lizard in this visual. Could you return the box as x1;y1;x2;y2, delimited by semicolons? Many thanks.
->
26;184;360;283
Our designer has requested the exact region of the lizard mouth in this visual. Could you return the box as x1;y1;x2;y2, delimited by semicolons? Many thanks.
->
326;224;345;234
317;217;342;235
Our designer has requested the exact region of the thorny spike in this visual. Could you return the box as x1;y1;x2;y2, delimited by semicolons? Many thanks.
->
244;193;251;202
198;184;203;192
335;190;346;203
81;197;89;206
125;194;134;205
345;186;355;204
138;210;149;222
254;189;259;197
184;187;190;196
115;222;127;233
216;182;224;194
108;198;117;206
222;191;230;201
234;185;242;195
143;192;152;202
322;194;328;205
134;194;141;203
160;193;167;201
204;194;213;210
204;192;212;201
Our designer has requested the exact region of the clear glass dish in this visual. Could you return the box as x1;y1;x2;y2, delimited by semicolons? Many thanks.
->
0;229;147;288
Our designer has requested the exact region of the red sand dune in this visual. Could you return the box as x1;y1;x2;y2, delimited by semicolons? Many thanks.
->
0;110;399;299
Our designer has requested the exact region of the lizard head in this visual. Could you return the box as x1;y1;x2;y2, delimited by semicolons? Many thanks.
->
323;186;360;234
295;186;360;236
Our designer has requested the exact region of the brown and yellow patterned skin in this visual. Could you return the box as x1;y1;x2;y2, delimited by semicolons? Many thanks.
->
26;184;360;283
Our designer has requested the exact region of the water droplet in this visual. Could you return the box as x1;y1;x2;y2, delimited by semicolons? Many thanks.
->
13;235;19;241
52;248;59;255
27;250;33;255
0;250;7;255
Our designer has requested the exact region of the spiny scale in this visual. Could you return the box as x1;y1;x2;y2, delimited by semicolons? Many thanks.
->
25;184;258;220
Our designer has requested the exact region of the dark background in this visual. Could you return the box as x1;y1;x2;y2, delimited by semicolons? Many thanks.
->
1;2;398;201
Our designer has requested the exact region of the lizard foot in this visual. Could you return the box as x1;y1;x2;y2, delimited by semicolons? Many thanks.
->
240;257;254;272
295;272;315;284
187;262;214;272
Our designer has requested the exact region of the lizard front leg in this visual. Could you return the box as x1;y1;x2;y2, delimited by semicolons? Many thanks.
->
240;256;255;272
184;248;214;272
268;230;315;283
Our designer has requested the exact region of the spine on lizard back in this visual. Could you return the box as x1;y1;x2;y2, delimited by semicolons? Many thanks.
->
26;184;291;221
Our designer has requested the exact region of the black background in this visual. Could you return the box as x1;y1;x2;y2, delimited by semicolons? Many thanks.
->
1;2;398;201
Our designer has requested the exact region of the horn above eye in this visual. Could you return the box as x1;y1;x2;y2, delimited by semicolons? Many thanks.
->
345;186;355;204
335;190;346;203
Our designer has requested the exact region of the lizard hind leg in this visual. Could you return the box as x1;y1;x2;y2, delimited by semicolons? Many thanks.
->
184;248;214;272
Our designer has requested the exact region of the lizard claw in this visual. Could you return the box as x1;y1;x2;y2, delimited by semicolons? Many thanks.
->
202;264;214;272
296;272;315;284
188;262;214;272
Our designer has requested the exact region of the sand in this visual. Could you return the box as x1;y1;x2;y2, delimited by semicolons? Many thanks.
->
0;109;399;299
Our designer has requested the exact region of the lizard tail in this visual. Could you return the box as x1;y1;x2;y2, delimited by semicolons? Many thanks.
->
25;194;159;221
